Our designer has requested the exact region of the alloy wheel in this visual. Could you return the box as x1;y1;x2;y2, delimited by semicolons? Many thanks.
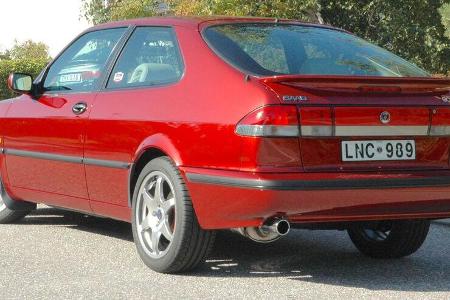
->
135;171;176;259
360;222;393;242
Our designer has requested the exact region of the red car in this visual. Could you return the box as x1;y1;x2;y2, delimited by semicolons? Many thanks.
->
2;17;450;273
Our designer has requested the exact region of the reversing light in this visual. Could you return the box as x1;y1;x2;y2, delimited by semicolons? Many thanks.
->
235;106;300;137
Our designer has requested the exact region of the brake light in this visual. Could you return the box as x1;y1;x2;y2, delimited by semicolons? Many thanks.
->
299;107;333;137
236;106;300;137
431;108;450;136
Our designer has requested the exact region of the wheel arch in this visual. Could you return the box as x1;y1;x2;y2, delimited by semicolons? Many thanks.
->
128;134;183;207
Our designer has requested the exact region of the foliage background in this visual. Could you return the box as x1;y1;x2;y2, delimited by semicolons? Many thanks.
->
1;1;449;100
82;0;450;76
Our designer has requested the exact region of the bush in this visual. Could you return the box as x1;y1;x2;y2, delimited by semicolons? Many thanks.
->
0;59;48;100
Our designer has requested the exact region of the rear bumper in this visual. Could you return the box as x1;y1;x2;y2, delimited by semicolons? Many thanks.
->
182;167;450;229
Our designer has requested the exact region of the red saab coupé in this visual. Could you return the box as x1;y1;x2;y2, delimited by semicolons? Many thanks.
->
2;17;450;273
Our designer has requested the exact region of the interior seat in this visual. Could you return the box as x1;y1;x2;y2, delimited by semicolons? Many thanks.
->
128;63;178;84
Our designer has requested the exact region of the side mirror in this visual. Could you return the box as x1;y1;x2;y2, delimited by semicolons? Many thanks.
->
7;73;33;94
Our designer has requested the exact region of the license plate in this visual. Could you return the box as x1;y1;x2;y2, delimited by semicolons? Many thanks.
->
59;73;82;83
342;140;416;162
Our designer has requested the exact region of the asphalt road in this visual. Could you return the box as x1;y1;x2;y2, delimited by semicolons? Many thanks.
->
0;206;449;300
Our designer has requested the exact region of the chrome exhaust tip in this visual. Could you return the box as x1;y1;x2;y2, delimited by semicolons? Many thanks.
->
231;218;290;243
262;219;290;236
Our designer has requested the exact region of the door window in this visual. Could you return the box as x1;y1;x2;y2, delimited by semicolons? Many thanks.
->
43;28;127;92
107;27;184;89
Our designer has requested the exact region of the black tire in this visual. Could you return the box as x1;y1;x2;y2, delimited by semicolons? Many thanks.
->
0;183;32;224
131;157;215;273
0;206;30;224
348;219;430;259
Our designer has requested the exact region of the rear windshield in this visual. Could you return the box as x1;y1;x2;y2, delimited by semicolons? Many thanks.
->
203;24;429;77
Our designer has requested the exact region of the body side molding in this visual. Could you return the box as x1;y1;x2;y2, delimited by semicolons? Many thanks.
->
4;148;131;169
186;173;450;190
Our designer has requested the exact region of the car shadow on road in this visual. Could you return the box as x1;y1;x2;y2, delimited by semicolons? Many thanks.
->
199;230;450;292
18;207;450;292
17;207;133;242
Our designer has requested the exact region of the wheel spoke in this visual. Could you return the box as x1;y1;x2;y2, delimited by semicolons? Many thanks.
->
161;220;173;242
375;230;388;240
154;177;164;204
162;197;175;212
151;231;161;255
142;190;153;209
141;216;151;231
0;196;5;212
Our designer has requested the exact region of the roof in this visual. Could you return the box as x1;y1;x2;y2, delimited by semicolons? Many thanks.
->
89;16;339;32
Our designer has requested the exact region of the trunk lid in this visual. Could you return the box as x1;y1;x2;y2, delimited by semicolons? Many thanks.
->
260;75;450;172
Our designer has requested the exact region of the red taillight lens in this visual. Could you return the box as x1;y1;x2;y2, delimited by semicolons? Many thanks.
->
236;106;300;137
299;107;333;137
431;108;450;136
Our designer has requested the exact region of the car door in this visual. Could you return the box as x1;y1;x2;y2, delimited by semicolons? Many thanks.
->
84;26;185;221
3;28;127;211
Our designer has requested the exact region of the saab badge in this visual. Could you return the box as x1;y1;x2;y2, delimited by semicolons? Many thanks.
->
380;111;391;124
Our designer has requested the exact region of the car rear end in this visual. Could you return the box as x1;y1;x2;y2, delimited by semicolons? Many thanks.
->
185;20;450;230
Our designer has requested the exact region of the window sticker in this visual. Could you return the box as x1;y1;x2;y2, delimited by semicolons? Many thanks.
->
59;73;82;83
113;72;124;83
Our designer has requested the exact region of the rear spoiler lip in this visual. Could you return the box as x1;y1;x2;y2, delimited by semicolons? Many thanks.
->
259;75;450;95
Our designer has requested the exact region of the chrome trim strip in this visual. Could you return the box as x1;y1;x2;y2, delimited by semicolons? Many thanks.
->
429;126;450;136
5;149;130;169
334;125;429;137
236;125;438;137
186;173;450;190
301;125;333;137
236;125;300;137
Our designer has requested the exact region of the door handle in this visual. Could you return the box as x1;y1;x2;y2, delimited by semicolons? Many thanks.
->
72;102;87;115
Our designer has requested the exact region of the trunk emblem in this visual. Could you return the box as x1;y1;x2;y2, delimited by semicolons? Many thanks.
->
380;111;391;124
282;95;308;102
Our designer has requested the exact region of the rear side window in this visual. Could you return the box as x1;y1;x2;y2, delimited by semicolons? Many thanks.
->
107;27;184;89
44;28;126;92
203;24;429;77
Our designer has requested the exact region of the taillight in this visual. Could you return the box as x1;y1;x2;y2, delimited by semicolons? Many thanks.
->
299;107;333;137
235;106;300;137
431;108;450;136
236;106;444;138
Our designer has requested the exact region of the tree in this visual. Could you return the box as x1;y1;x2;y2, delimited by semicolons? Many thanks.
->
0;50;10;60
320;0;450;74
81;0;322;24
81;0;113;25
170;0;322;22
441;3;450;38
8;40;51;61
81;0;165;24
81;0;449;74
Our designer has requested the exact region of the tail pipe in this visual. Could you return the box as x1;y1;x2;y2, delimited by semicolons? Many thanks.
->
262;218;291;236
232;218;291;243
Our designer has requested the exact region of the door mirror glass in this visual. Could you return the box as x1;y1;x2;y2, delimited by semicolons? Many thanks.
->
7;73;33;94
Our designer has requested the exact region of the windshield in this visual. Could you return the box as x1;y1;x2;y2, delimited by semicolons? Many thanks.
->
203;24;429;77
